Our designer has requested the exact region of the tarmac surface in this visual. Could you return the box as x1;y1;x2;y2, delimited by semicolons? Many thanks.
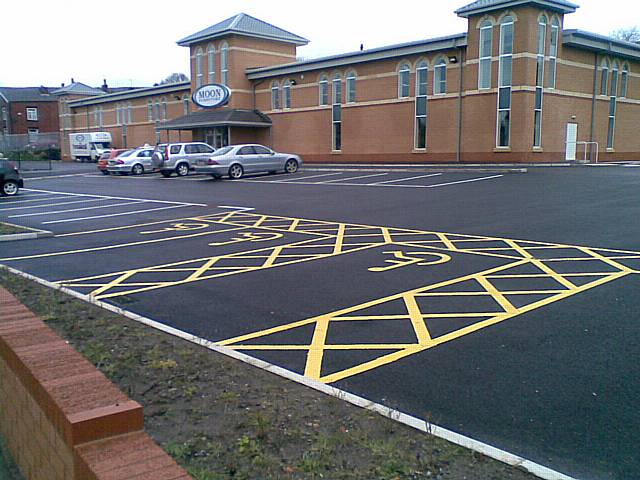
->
2;163;640;480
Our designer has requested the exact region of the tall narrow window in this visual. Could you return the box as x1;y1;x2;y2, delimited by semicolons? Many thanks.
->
415;61;428;149
434;59;447;95
271;81;280;110
620;64;629;98
548;18;560;88
283;80;292;109
183;95;190;115
497;15;514;148
220;42;229;86
398;63;410;98
127;103;133;124
534;15;547;147
195;47;204;88
600;59;609;96
332;73;342;151
148;101;153;121
346;71;357;103
479;20;493;89
161;97;168;120
116;104;122;126
319;74;329;106
207;44;216;84
608;61;619;149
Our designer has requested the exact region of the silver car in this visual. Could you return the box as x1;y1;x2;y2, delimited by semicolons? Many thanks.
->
152;142;216;177
193;144;302;179
107;147;155;175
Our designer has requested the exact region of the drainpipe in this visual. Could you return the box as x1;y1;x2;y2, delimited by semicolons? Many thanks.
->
589;53;598;161
457;47;465;163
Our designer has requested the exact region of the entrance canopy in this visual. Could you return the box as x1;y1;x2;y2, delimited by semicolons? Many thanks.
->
158;108;271;130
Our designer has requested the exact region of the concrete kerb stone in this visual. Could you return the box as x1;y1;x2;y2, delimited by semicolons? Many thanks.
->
0;222;53;242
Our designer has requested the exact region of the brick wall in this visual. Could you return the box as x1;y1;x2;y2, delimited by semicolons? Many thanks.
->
0;286;191;480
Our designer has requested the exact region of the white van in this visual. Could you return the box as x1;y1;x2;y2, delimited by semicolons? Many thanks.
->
69;132;112;162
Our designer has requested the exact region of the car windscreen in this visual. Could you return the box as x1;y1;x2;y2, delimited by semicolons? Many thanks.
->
212;147;233;156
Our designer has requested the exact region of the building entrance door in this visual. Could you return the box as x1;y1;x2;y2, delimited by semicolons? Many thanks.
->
204;127;229;149
565;123;578;161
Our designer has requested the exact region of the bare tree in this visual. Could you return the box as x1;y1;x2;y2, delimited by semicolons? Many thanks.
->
159;73;190;85
610;26;640;43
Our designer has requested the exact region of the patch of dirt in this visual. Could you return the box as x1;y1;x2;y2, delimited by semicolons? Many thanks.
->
1;271;538;480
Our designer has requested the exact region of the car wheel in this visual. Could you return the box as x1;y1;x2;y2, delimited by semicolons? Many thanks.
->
176;163;189;177
228;164;244;180
101;170;109;175
285;158;299;174
2;181;19;197
161;171;172;178
132;164;144;175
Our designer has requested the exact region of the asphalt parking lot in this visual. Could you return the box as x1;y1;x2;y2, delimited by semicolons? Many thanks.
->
2;164;640;480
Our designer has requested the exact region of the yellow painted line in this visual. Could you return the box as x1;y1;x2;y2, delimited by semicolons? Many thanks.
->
0;226;247;261
305;315;332;379
475;275;517;314
333;224;346;254
288;218;300;232
420;290;566;296
217;317;320;347
575;246;637;273
227;344;414;351
261;246;284;268
402;293;433;345
88;270;138;298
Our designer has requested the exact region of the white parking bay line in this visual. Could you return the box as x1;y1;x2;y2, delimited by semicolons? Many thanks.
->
9;201;143;218
41;205;191;225
423;174;504;188
1;197;106;211
278;172;343;182
22;188;207;207
318;173;389;184
371;173;443;185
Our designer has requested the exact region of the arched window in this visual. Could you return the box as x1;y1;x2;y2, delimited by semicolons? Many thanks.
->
220;42;229;86
283;79;292;109
497;15;514;148
534;15;547;147
346;70;357;103
610;61;619;97
415;60;428;149
271;81;280;110
319;74;329;106
332;73;343;104
479;20;493;89
195;47;204;88
621;63;629;98
183;95;191;115
548;17;560;88
434;59;447;95
398;63;410;98
600;59;610;96
207;44;216;84
332;73;343;151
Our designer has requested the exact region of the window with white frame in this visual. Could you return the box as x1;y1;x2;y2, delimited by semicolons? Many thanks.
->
479;20;493;89
534;15;547;148
162;97;168;120
332;73;342;151
183;95;191;115
415;60;428;149
620;63;629;98
271;81;280;110
548;17;560;88
116;104;122;125
600;59;609;96
148;101;153;121
319;74;329;106
398;63;410;98
154;100;160;121
28;128;39;142
608;61;619;149
610;61;619;97
434;59;447;94
346;70;357;103
26;107;38;121
283;80;292;109
220;42;229;86
207;44;216;84
195;47;204;88
127;102;133;124
497;15;514;148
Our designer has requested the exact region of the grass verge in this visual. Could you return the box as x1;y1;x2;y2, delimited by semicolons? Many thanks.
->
0;222;31;235
0;271;538;480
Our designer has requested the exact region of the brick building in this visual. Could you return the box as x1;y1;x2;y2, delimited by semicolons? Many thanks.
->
62;0;640;163
0;87;60;143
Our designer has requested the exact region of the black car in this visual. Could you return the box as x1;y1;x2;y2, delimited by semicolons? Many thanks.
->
0;159;24;196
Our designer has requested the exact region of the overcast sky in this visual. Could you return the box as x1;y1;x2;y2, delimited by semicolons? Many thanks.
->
1;0;638;88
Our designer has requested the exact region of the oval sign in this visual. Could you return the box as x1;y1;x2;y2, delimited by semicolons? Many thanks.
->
192;84;231;108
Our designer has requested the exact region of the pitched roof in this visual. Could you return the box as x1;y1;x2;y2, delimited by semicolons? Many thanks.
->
50;82;105;96
455;0;578;17
0;86;59;103
177;13;308;47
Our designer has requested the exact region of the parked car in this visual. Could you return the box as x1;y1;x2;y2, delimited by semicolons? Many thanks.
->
107;147;155;175
0;159;24;196
152;142;216;177
98;149;129;175
193;144;302;179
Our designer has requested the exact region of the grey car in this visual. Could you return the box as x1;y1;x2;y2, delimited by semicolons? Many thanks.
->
193;144;302;179
152;142;216;177
107;147;155;175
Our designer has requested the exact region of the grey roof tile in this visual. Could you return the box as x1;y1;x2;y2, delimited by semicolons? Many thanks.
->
455;0;578;17
177;13;308;46
0;87;59;103
50;82;105;96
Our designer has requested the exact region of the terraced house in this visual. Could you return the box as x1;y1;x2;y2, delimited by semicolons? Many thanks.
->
61;0;640;163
